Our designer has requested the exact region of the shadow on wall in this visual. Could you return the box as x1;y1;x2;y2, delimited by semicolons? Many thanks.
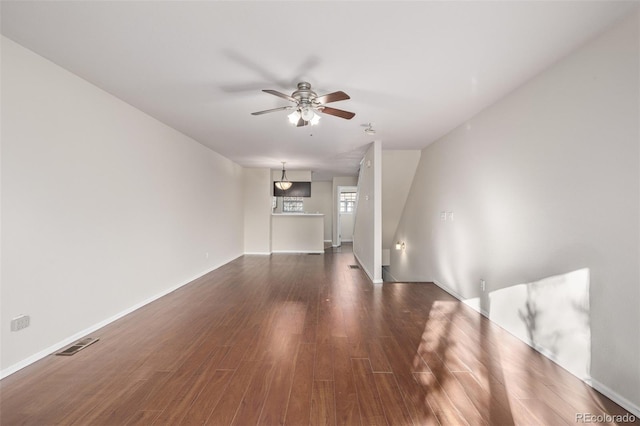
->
465;268;591;380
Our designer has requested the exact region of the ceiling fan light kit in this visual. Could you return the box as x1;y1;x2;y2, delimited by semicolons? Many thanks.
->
252;81;355;127
301;107;314;121
287;109;321;126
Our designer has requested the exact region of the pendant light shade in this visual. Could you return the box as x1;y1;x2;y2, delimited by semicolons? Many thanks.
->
301;107;314;121
275;162;292;191
310;114;321;126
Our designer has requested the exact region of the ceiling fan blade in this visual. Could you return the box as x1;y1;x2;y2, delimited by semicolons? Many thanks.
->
251;106;294;115
296;117;307;127
319;106;355;120
263;89;297;103
315;91;350;104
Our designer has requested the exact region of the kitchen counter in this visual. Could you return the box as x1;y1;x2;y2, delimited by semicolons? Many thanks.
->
271;213;324;253
271;213;324;216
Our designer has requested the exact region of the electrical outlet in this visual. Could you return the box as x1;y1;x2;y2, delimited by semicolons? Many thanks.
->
440;211;447;221
11;315;30;331
480;279;486;291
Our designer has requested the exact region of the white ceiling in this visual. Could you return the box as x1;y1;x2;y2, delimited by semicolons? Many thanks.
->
2;1;636;180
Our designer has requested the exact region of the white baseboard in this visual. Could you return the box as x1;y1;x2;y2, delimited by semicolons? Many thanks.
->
432;279;466;301
383;269;399;283
590;379;640;418
462;301;490;319
244;252;272;256
0;254;242;380
352;252;383;284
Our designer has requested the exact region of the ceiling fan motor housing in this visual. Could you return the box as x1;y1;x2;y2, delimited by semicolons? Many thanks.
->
292;82;317;104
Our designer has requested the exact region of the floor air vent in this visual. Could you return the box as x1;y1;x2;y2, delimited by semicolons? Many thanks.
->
56;337;99;356
348;264;360;269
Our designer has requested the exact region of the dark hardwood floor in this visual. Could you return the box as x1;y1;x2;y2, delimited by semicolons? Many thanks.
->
1;246;637;425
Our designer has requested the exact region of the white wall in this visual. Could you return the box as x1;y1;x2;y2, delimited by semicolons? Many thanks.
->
304;181;333;241
1;37;245;375
389;11;639;413
353;141;382;284
243;168;271;254
381;150;421;249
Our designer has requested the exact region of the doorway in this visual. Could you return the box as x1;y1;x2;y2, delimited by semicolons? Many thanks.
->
336;185;357;246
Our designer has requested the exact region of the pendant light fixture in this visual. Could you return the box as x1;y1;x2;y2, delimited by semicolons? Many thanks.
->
275;161;293;191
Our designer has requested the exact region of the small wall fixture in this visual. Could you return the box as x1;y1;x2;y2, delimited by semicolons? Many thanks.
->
395;241;406;250
275;161;293;191
364;123;376;135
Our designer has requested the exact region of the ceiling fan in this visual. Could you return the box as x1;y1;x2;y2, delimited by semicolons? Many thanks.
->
251;82;355;127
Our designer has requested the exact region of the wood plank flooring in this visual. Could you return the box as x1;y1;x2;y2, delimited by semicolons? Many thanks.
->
1;245;637;425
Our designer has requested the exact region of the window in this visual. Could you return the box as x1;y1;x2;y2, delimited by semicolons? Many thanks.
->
283;196;304;212
340;192;356;213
